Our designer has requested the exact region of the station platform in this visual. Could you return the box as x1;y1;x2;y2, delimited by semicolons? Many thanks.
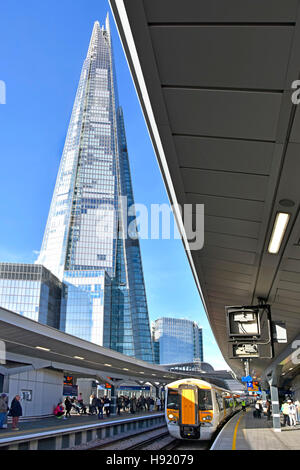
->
0;409;161;442
212;408;300;450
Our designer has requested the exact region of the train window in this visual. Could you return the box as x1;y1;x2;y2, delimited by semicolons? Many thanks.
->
167;389;179;410
225;399;232;409
216;393;224;411
198;389;212;410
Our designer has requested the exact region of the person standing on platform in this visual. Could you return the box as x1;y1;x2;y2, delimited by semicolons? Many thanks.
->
145;396;150;412
0;393;8;429
89;394;95;414
104;396;111;418
77;393;84;407
149;397;154;412
266;399;271;421
9;395;22;430
64;396;72;418
117;396;122;416
96;397;104;419
254;400;262;418
156;397;161;411
124;396;130;412
281;400;290;427
140;395;145;412
288;400;297;426
89;395;98;415
130;396;137;414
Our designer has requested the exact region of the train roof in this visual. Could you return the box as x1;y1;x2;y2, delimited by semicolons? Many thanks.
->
166;377;233;394
166;378;212;390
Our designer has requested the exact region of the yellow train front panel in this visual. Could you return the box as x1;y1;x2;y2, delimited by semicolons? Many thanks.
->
181;387;197;426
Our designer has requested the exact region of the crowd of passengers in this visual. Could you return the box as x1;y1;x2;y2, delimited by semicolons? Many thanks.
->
53;393;164;420
0;392;163;431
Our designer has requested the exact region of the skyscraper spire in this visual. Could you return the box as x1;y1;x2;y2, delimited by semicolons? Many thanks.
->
37;20;154;362
105;12;111;39
87;20;101;58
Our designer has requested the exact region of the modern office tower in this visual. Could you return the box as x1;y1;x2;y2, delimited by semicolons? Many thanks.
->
36;17;153;362
0;263;62;328
152;317;203;365
152;337;160;365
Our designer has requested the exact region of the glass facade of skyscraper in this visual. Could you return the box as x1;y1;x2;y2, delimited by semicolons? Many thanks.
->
0;263;62;328
37;19;118;283
36;17;153;362
152;317;203;365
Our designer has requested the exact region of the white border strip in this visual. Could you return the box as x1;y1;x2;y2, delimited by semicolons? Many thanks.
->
210;411;243;450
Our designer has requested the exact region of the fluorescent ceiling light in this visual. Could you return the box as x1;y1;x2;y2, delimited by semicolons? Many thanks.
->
268;212;290;254
104;363;112;367
123;368;129;371
74;356;84;360
36;346;50;352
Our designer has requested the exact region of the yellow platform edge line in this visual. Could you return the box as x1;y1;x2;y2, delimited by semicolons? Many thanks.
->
232;410;247;450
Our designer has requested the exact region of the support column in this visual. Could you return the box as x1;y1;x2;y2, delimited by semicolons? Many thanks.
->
3;374;9;429
29;440;39;450
69;433;75;448
110;383;117;416
268;366;282;433
2;374;9;393
270;382;281;432
55;435;63;450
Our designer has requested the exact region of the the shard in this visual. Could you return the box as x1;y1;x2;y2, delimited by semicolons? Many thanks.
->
37;16;154;362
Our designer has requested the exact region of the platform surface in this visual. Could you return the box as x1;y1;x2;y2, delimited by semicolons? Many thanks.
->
212;408;300;450
0;409;163;442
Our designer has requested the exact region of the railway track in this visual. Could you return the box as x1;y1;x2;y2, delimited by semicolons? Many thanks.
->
125;431;175;450
130;434;209;450
128;411;244;450
93;424;171;450
92;410;242;451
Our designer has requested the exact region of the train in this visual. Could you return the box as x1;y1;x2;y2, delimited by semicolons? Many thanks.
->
165;378;242;440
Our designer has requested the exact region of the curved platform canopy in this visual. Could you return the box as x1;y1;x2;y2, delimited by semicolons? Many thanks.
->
0;307;176;385
0;307;237;389
109;0;300;382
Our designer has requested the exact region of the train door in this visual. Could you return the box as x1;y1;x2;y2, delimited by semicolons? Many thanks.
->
215;391;226;421
178;384;200;439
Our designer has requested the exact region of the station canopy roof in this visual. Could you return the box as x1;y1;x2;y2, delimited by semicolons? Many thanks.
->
0;307;177;384
0;307;238;389
109;0;300;381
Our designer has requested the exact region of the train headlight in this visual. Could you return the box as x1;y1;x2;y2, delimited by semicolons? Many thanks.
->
168;413;177;423
202;415;212;421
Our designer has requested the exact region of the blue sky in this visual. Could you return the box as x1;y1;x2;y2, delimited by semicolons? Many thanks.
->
0;0;228;370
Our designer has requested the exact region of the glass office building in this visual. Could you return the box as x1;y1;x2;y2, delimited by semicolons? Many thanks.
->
152;317;203;365
0;263;62;328
36;17;153;361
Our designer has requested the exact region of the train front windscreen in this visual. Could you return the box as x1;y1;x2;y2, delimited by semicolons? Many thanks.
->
167;388;212;410
167;389;180;409
198;389;212;410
